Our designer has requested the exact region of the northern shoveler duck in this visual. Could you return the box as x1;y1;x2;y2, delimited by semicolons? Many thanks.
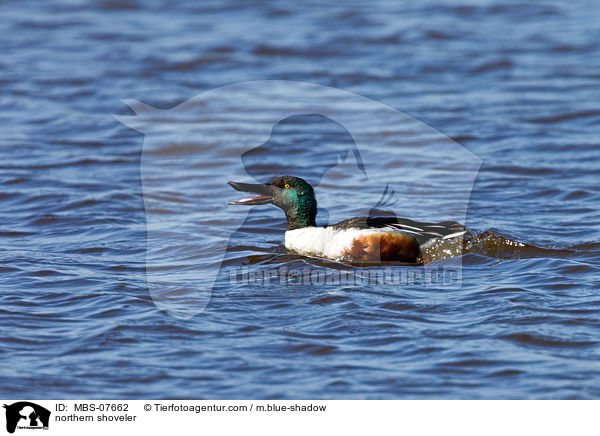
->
228;176;466;264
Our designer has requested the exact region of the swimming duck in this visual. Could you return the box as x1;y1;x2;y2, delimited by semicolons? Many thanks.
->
228;176;466;264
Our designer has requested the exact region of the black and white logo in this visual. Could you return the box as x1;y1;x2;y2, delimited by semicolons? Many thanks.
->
3;402;50;434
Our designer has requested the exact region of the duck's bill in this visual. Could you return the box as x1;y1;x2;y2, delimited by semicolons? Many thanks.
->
228;181;274;205
229;195;273;205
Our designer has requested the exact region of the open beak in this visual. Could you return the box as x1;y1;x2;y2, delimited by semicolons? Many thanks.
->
228;181;274;205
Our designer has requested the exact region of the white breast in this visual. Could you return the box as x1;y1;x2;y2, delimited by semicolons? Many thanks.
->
284;226;399;260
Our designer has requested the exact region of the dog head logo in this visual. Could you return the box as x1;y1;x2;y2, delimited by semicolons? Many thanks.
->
3;402;50;434
115;80;481;319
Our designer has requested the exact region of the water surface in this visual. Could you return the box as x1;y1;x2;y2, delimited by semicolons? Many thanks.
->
1;0;599;399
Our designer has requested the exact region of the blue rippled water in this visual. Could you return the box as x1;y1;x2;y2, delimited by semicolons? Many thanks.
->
1;0;599;399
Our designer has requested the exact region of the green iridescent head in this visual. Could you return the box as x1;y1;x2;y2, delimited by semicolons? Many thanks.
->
228;176;317;230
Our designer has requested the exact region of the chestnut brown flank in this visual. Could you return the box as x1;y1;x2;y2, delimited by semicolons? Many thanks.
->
344;232;421;263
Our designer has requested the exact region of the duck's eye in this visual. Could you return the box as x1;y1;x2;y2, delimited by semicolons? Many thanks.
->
284;184;290;189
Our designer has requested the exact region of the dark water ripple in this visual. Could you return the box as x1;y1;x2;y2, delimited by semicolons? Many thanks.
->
1;0;599;399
